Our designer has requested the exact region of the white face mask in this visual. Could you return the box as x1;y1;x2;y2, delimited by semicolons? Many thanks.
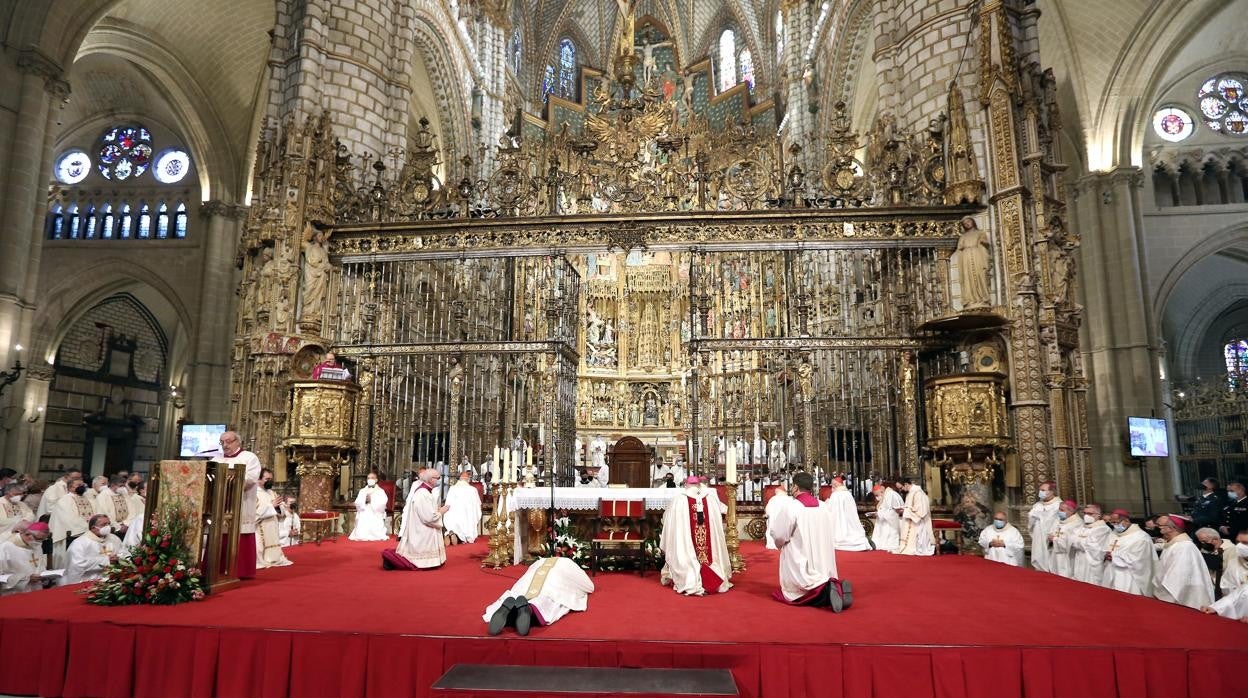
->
97;485;108;492
9;495;21;504
1237;542;1248;558
1038;490;1051;500
367;479;377;486
1082;514;1097;524
97;525;112;536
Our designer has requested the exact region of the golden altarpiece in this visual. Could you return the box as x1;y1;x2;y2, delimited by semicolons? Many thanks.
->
228;5;1092;550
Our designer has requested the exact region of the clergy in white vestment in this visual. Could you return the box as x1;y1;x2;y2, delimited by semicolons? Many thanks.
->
895;479;935;556
821;478;872;551
1101;509;1155;596
1046;499;1084;579
36;469;78;519
50;484;93;569
768;472;852;612
443;471;482;544
1153;515;1215;610
93;477;133;539
589;463;610;487
1203;584;1248;621
978;512;1025;566
216;431;263;579
870;483;904;552
119;513;144;559
764;484;791;549
1070;504;1112;586
62;514;122;586
350;472;389;541
255;469;293;568
484;557;595;635
1219;530;1248;595
0;483;35;536
659;477;732;595
1027;481;1062;572
385;468;447;570
279;499;300;546
0;522;50;595
86;476;108;509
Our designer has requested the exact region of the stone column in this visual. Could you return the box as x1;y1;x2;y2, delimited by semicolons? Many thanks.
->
9;365;53;471
780;0;817;173
188;202;245;424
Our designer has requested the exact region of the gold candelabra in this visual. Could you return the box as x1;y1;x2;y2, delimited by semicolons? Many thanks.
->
723;482;746;574
481;482;517;568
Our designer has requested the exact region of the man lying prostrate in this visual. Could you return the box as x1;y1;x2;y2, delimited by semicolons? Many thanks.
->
484;556;594;636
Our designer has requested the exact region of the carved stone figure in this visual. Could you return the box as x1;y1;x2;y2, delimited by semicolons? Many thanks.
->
955;216;992;309
299;222;333;328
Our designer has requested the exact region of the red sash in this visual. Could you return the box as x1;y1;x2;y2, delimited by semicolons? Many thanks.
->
686;497;723;594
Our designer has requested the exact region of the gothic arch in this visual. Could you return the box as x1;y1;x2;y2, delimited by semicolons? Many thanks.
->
820;0;875;131
408;13;474;172
532;22;600;101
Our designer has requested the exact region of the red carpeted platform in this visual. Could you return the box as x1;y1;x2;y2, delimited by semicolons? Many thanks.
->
1;539;1245;698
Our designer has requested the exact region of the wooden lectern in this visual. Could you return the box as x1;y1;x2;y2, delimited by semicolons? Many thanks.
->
145;459;246;594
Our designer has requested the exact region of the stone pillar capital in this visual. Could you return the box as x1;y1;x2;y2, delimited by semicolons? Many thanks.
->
199;200;248;220
17;48;70;100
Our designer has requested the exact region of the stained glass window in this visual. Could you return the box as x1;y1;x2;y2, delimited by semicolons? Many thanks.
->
156;201;170;239
119;203;132;238
718;29;737;93
137;202;151;239
174;202;188;238
47;205;64;239
1198;73;1248;136
153;149;191;184
775;11;784;62
1152;107;1194;142
739;49;754;91
557;38;576;98
542;64;556;99
1227;340;1248;388
101;203;115;239
510;29;522;75
97;125;153;180
68;204;80;239
84;205;97;238
55;150;91;184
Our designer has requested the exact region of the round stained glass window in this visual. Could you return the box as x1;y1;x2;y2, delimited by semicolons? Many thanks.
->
96;125;153;180
153;149;191;184
1152;107;1194;142
54;149;91;184
1197;72;1248;136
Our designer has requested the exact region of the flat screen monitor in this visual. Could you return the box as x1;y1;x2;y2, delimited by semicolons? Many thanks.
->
1128;417;1169;458
180;424;227;458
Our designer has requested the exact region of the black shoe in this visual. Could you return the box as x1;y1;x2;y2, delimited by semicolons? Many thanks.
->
514;596;532;636
838;580;853;610
827;582;843;613
488;597;517;636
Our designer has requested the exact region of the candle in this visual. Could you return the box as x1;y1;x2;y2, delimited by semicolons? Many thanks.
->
726;448;736;484
502;450;510;482
526;445;533;468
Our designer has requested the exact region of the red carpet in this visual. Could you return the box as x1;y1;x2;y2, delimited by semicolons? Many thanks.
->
0;539;1245;698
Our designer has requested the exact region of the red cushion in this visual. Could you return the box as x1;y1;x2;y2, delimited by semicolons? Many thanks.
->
470;482;485;499
599;500;644;517
302;512;339;521
378;481;396;513
762;484;784;505
931;519;961;530
593;531;642;542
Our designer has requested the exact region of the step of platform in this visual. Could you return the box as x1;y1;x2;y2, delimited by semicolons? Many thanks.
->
432;664;738;696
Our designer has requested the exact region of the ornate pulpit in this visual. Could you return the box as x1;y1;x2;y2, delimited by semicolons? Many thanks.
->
146;459;245;593
285;380;360;512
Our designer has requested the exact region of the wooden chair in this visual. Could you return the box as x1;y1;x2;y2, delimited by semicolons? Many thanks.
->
378;480;397;534
590;499;647;577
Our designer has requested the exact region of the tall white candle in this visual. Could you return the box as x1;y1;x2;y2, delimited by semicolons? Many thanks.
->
726;448;737;484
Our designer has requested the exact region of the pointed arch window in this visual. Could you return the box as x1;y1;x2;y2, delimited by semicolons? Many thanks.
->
101;203;115;239
1227;339;1248;388
718;29;737;93
137;201;151;239
739;49;754;91
510;28;523;75
156;201;170;239
48;204;64;239
557;38;576;98
84;205;98;238
173;202;188;238
119;203;133;238
775;11;784;62
68;204;81;238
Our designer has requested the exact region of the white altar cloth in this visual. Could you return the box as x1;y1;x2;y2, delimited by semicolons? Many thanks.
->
506;487;683;564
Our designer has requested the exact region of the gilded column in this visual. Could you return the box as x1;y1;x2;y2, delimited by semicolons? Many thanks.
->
899;350;920;478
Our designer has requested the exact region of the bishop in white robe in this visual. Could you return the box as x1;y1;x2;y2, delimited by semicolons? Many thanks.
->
484;557;594;635
764;485;791;549
62;515;122;586
1027;482;1062;572
442;472;482;544
768;473;851;611
50;486;93;569
385;468;447;570
350;474;389;541
1070;505;1112;586
1102;509;1155;596
93;482;133;539
1220;531;1248;595
978;513;1025;566
0;522;50;595
1204;584;1248;621
1154;515;1215;610
895;480;935;556
822;479;872;551
659;478;732;595
870;484;904;552
1045;500;1083;578
255;472;293;568
217;431;262;579
35;471;75;519
0;484;34;536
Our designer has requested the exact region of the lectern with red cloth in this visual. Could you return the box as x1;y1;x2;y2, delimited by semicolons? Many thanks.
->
590;499;648;576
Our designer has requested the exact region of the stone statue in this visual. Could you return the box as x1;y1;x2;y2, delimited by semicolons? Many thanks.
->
591;435;607;468
955;216;992;309
717;434;726;465
511;435;527;472
299;221;332;327
643;394;659;425
586;306;603;345
574;436;583;464
734;436;748;464
769;438;785;471
1049;242;1075;304
786;429;798;464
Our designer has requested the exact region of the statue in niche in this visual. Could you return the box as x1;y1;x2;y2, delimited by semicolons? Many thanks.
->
769;438;786;471
644;394;659;426
602;320;615;345
586;305;604;345
629;401;641;427
786;429;798;464
591;435;607;469
673;402;682;424
955;216;992;310
299;221;332;328
635;31;672;84
637;301;661;368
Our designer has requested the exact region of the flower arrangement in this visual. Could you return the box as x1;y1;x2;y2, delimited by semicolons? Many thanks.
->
82;509;207;606
543;516;589;565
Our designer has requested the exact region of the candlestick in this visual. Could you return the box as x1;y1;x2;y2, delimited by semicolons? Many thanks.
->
726;448;736;484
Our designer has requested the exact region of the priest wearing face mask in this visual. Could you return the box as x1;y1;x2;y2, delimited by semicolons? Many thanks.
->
216;431;262;579
0;483;34;536
62;514;122;586
92;476;132;540
1046;499;1084;579
1220;530;1248;596
1154;514;1215;609
255;469;293;568
350;472;389;541
978;512;1024;566
1027;481;1062;572
0;522;51;594
1101;509;1155;596
1070;503;1112;586
50;478;93;569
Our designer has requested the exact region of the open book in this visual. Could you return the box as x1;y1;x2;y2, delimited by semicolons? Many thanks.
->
41;569;65;580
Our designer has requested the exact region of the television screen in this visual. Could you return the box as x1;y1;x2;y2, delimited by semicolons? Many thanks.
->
1128;417;1169;458
180;424;227;458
